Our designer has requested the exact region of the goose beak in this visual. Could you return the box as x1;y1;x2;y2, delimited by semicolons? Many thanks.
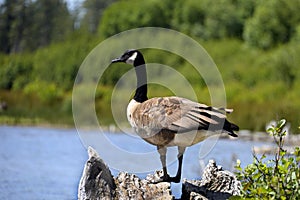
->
111;57;123;63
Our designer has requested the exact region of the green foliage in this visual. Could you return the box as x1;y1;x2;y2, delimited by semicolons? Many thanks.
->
1;0;300;128
244;0;300;49
23;80;63;104
201;39;300;132
0;54;33;89
33;38;87;90
99;0;299;49
172;0;255;39
171;0;206;37
235;119;300;199
99;0;256;40
80;0;117;33
268;44;300;88
0;89;72;125
98;0;173;38
0;0;73;53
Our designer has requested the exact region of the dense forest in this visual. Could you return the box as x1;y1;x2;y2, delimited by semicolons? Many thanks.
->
0;0;300;132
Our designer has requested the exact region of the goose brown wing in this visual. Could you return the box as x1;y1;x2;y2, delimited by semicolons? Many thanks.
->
132;96;236;134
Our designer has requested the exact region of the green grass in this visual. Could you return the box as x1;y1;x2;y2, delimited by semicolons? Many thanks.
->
0;90;74;126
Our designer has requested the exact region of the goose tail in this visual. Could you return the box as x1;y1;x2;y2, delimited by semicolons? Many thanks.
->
223;119;239;137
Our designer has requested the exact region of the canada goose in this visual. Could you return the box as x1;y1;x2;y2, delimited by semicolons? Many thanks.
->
111;49;239;183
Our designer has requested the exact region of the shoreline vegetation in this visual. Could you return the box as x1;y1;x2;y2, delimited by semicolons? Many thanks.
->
1;38;300;133
1;0;300;133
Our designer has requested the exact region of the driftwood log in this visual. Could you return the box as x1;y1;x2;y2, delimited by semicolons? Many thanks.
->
78;147;241;200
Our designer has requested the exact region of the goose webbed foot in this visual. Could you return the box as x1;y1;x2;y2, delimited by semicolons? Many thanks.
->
148;171;181;183
162;174;181;183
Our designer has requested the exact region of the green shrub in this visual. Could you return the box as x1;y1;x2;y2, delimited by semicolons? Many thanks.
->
268;43;300;88
98;0;173;38
32;33;96;90
99;0;255;40
244;0;300;49
0;54;33;90
24;80;63;104
235;119;300;199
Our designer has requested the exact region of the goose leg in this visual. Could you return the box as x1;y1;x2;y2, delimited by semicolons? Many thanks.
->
157;146;171;182
173;146;186;183
156;146;186;183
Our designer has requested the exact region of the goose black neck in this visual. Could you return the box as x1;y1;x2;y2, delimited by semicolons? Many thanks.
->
133;55;148;103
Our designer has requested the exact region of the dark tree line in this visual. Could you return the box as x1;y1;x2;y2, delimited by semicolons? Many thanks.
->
80;0;116;33
0;0;115;54
0;0;73;53
1;0;298;54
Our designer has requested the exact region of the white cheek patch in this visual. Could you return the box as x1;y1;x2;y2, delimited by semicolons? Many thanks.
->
126;52;137;65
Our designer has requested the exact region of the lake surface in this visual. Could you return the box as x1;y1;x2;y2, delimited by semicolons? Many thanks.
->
0;126;270;199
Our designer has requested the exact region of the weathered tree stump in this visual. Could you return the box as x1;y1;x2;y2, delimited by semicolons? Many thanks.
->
115;171;173;199
78;147;116;200
78;146;241;200
181;160;241;199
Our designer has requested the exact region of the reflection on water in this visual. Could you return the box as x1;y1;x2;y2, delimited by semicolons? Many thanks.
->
0;126;268;199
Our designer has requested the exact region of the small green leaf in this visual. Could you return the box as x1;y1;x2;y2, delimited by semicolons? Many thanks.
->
292;172;296;180
278;119;286;129
267;127;275;134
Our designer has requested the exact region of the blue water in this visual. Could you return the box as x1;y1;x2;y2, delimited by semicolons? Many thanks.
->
0;126;269;199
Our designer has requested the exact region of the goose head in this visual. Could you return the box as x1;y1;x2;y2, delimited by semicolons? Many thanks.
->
111;49;145;66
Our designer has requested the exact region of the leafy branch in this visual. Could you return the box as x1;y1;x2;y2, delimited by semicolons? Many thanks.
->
235;119;300;199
